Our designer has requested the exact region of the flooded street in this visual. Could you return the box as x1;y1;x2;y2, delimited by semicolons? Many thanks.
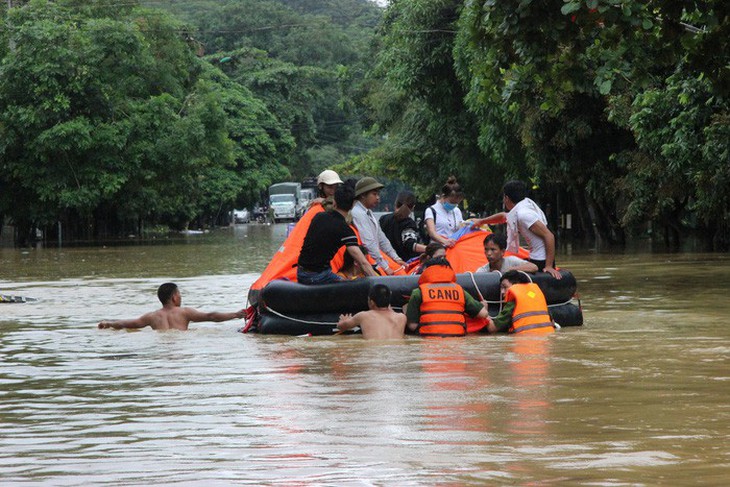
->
1;224;729;485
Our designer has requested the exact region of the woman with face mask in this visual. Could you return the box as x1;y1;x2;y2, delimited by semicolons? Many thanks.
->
423;176;465;248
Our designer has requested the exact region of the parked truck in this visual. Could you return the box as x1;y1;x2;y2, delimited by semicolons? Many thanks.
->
268;182;302;223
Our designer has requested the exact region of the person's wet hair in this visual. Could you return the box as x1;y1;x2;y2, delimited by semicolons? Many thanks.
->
421;256;452;271
484;233;507;250
369;284;391;308
502;180;527;204
501;269;531;285
157;282;178;304
334;184;356;211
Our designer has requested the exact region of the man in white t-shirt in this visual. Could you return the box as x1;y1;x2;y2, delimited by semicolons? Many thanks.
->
473;181;561;279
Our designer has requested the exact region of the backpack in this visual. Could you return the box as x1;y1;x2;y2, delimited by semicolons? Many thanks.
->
418;205;436;245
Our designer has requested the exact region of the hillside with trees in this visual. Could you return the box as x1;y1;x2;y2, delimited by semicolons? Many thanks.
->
1;0;727;250
0;0;382;243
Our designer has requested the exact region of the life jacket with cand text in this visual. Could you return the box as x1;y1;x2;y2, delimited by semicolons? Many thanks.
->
505;283;555;335
416;264;467;337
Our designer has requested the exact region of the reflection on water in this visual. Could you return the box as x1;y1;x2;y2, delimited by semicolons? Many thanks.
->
1;226;729;484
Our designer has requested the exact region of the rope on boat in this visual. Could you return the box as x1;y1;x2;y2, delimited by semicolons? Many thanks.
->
547;298;578;308
466;271;503;318
262;293;579;327
264;305;339;326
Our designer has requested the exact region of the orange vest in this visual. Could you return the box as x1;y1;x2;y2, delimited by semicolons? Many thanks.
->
417;265;467;337
505;283;554;335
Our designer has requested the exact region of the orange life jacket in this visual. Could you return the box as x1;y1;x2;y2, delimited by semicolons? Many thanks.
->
417;264;467;337
505;283;554;335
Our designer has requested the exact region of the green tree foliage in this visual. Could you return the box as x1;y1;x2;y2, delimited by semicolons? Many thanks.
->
157;0;383;180
368;0;728;248
0;0;290;242
362;0;503;208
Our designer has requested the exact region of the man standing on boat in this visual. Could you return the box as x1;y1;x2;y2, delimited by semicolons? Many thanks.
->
351;177;407;275
473;180;561;279
297;185;378;285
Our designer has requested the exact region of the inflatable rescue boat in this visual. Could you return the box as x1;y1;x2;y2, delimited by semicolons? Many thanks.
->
243;205;583;335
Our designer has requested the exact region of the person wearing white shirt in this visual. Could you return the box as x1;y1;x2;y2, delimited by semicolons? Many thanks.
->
424;176;465;248
473;180;561;279
351;177;406;275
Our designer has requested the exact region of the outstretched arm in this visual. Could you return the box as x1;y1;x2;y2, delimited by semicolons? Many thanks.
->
184;308;246;323
472;212;507;227
337;312;362;332
98;313;152;330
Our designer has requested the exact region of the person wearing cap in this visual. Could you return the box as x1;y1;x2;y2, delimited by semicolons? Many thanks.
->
351;177;406;275
297;184;378;285
311;169;344;211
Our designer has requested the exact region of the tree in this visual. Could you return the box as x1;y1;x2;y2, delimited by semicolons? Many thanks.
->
362;0;503;208
0;0;292;242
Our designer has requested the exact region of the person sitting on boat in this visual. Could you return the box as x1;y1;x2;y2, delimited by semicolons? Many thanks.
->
472;180;561;279
379;191;427;262
351;177;407;275
98;283;245;331
404;257;489;337
423;176;467;249
476;233;538;274
297;184;378;285
412;242;446;274
484;270;555;335
336;245;370;280
310;169;344;211
337;284;407;339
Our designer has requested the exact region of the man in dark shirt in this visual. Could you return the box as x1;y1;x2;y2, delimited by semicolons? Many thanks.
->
379;191;426;261
297;185;378;285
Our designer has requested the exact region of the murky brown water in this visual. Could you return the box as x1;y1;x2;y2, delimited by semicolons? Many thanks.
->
1;224;729;485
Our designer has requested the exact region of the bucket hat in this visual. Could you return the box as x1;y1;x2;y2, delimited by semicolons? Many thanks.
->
355;177;384;197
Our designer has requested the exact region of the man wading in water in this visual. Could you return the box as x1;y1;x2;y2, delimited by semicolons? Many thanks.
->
336;284;406;339
98;283;244;331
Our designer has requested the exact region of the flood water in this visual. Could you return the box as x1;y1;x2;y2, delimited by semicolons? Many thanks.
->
1;224;729;485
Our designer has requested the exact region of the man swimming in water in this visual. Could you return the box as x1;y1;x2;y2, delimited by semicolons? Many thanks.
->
337;284;406;339
97;282;245;331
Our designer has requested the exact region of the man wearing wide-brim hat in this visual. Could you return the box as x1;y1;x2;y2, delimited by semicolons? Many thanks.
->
351;177;407;275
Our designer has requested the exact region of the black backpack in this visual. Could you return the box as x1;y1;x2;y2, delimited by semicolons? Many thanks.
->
418;205;436;245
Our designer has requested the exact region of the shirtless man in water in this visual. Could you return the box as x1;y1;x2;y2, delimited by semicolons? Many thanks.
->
337;284;406;339
98;282;244;331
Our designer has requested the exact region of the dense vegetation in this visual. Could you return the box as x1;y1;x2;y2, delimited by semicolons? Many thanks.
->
364;0;728;249
0;0;728;249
